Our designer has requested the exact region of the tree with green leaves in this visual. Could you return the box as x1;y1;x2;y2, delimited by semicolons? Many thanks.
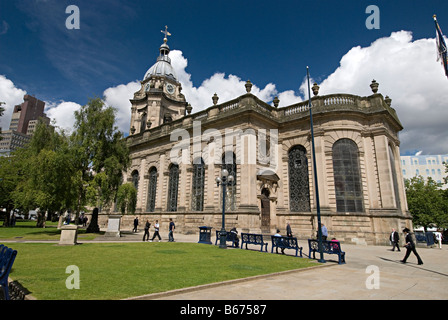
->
116;183;137;215
10;119;76;227
405;175;448;230
0;154;22;226
70;97;129;224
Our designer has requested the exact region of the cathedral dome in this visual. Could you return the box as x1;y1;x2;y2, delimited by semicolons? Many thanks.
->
143;38;177;81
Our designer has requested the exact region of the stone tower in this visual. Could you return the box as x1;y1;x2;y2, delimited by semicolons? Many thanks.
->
129;27;187;135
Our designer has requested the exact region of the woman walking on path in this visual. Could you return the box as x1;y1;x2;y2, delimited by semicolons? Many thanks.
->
401;228;423;265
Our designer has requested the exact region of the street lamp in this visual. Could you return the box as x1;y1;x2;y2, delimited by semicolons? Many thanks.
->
216;169;234;249
307;66;325;263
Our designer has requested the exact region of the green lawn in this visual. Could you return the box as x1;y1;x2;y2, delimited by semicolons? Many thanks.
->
7;242;318;300
0;221;101;241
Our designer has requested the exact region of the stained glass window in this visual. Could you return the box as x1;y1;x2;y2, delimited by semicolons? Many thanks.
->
288;145;310;212
332;139;364;212
146;167;157;212
192;158;205;211
167;164;179;212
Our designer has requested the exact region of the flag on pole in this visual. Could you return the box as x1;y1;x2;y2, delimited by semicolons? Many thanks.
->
434;15;448;78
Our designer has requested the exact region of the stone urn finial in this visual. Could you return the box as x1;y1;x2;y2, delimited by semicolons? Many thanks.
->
245;80;253;93
273;96;279;108
312;83;320;96
370;79;379;94
186;103;192;114
146;121;152;129
130;126;136;134
212;93;219;105
384;96;392;107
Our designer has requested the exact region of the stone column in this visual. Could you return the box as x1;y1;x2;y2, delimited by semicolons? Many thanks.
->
155;153;165;211
238;132;258;211
373;135;395;208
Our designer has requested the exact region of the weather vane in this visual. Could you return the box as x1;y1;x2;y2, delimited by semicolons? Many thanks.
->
161;25;171;43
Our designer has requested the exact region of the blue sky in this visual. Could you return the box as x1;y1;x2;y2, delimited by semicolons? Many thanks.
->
1;0;448;155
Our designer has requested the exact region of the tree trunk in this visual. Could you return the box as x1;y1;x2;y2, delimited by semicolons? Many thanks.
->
36;209;46;228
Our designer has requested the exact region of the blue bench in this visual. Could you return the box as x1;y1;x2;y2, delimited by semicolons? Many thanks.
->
0;244;18;300
271;236;303;257
214;230;238;248
240;233;268;252
308;239;346;264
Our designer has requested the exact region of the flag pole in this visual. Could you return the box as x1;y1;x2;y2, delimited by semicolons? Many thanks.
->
433;14;448;78
306;66;325;263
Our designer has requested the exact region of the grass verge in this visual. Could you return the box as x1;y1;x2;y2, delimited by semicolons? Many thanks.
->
7;242;318;300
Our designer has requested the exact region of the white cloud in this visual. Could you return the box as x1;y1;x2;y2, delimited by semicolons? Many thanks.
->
43;81;140;135
170;49;297;111
45;101;81;133
0;75;27;131
103;81;140;134
317;31;448;155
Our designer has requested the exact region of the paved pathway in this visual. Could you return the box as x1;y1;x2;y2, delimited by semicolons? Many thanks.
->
117;231;448;300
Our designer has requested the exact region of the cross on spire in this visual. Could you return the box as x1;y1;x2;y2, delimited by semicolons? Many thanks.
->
161;25;171;43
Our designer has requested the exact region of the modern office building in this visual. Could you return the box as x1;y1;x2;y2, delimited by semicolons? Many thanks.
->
401;154;448;189
0;95;50;156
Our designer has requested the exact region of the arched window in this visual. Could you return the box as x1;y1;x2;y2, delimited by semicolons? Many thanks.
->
221;152;237;211
131;170;139;192
288;145;310;212
192;158;205;211
332;139;364;212
146;167;157;212
167;164;179;212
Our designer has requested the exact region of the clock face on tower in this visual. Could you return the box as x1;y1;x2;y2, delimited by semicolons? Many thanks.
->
166;83;175;94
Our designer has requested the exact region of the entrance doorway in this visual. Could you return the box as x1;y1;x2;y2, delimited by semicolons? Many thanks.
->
260;188;270;232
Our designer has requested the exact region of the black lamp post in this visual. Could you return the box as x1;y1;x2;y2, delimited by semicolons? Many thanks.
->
216;169;234;249
307;66;325;263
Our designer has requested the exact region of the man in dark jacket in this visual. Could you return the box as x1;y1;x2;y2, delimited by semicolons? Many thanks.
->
390;228;400;251
142;220;150;241
401;228;423;265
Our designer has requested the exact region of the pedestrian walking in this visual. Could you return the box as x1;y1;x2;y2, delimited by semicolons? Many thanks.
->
133;216;139;233
401;228;423;265
286;223;292;237
168;218;175;242
390;228;400;251
142;220;150;241
434;230;443;249
151;219;161;242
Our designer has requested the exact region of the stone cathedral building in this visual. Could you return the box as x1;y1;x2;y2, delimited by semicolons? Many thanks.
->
119;31;412;245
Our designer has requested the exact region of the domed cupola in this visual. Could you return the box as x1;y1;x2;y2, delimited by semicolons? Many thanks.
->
129;26;187;135
143;27;177;81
